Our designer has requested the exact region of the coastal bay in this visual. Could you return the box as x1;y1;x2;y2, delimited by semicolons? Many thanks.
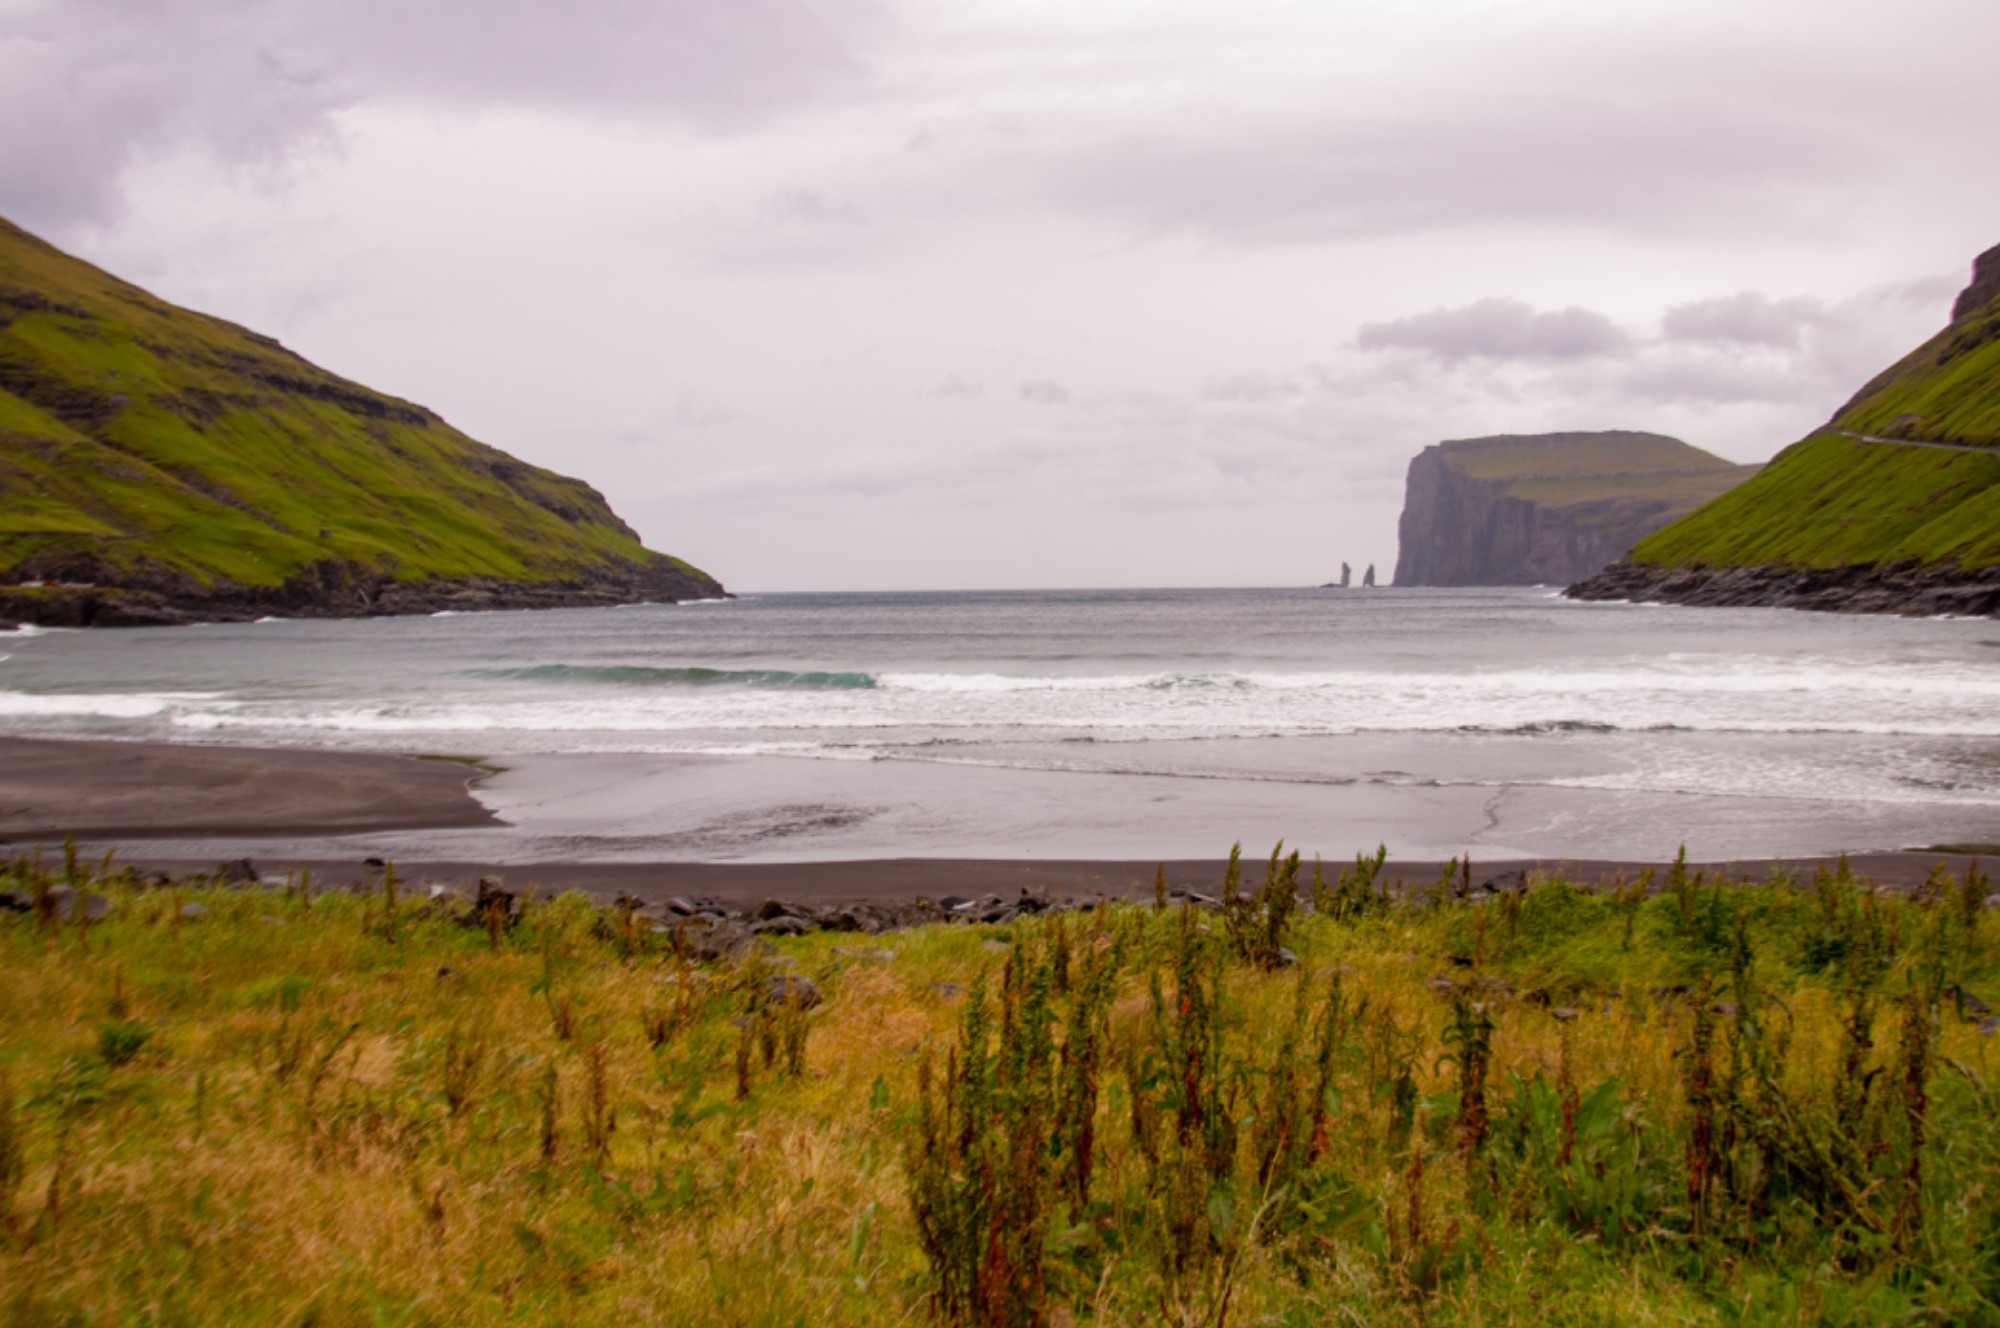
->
2;588;1993;880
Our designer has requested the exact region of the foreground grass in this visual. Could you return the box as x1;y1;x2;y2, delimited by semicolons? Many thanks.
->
4;853;2000;1326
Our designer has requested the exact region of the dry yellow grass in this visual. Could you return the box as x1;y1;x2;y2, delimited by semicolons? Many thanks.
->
2;861;1996;1326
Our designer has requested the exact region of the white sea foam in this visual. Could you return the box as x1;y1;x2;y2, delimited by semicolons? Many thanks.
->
138;656;2000;743
0;690;231;719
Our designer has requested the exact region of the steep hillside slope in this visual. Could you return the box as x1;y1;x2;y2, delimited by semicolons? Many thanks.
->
1393;431;1759;586
1569;243;2000;615
0;217;721;626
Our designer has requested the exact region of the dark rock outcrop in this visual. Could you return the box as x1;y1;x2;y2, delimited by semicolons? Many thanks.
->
1393;431;1760;586
1565;558;2000;618
0;554;722;628
1953;243;2000;325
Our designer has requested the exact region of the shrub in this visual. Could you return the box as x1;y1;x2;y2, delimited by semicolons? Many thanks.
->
909;943;1059;1327
1220;842;1302;970
95;1020;150;1068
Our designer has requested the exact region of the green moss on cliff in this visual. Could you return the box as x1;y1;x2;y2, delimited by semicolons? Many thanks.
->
1629;432;2000;570
1834;298;2000;448
1628;260;2000;572
0;216;714;596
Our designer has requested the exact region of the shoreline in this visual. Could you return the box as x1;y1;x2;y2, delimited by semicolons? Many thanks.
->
2;734;1992;907
87;850;1997;910
1565;557;2000;617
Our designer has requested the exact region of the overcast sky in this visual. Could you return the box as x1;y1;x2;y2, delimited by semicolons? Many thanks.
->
5;0;1998;590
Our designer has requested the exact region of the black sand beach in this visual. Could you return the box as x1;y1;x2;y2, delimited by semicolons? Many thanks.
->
3;736;1984;912
0;737;1987;910
0;736;499;840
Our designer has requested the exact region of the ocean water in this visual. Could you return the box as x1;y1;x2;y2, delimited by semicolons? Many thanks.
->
2;587;1997;862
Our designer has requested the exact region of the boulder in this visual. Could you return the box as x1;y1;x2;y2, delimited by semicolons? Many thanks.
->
763;973;823;1009
215;858;259;886
691;920;758;962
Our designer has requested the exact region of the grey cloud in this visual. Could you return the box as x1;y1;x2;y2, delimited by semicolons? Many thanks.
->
1357;299;1630;364
714;186;881;270
679;438;1061;507
756;189;864;228
0;3;345;225
0;0;887;227
1039;96;1850;247
1339;275;1961;423
1662;292;1827;348
1018;379;1072;405
326;0;886;123
657;390;739;431
1016;4;1998;250
641;265;1938;537
926;375;983;398
1614;356;1805;407
1202;372;1303;403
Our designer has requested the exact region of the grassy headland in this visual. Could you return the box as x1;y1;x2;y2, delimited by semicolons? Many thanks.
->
0;217;719;624
1392;431;1758;587
1623;429;2000;571
4;847;1999;1325
1633;249;2000;571
1571;245;2000;610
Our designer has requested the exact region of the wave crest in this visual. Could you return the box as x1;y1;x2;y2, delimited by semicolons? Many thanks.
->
475;664;878;690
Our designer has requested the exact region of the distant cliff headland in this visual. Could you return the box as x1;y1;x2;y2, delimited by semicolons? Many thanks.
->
1392;431;1759;587
0;217;722;628
1569;242;2000;617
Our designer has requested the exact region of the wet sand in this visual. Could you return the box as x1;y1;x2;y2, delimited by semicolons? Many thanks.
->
0;736;498;841
2;737;1990;906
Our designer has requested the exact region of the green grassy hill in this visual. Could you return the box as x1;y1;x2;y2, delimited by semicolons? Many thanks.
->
1626;245;2000;573
1569;243;2000;614
1624;431;2000;571
0;217;720;625
1445;431;1759;515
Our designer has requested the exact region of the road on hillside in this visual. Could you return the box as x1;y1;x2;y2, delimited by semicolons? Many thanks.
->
1832;429;1995;454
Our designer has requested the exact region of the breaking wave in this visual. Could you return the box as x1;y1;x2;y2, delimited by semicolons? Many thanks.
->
475;665;878;690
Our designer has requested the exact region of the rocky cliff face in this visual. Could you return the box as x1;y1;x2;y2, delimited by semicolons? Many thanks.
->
1393;432;1760;586
1952;242;2000;324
